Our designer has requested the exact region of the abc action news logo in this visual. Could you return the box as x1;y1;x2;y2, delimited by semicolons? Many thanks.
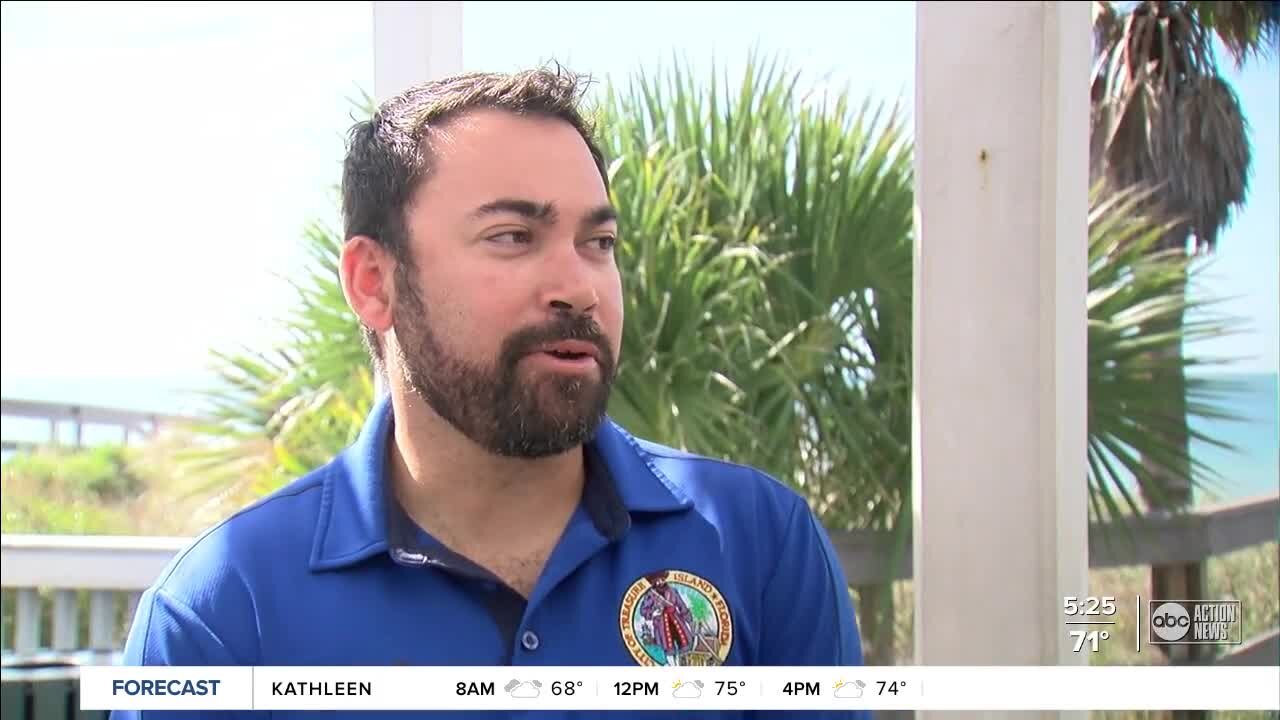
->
1149;600;1243;645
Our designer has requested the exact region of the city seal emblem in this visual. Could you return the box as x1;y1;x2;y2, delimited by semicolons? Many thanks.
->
619;570;733;666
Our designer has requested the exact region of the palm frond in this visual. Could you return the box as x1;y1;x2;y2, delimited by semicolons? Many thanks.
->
1091;1;1254;252
598;50;916;533
1086;182;1250;523
173;217;371;496
1187;0;1280;68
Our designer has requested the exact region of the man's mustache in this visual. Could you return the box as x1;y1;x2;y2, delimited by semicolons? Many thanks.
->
503;314;613;364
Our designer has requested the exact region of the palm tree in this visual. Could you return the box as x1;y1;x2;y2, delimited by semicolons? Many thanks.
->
176;218;374;503
1086;182;1246;524
1091;1;1273;676
1090;0;1276;511
598;54;917;536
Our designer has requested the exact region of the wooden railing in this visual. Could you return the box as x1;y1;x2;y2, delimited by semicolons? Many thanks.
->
837;491;1280;666
829;491;1280;582
1;397;195;450
2;492;1275;663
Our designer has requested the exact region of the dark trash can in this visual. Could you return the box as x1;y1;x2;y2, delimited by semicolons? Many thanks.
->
1;651;115;720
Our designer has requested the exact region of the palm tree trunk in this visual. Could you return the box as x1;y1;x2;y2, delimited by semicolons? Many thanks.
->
854;583;895;666
1141;266;1206;720
1140;289;1194;510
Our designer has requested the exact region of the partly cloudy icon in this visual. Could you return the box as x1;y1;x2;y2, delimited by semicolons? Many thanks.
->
503;680;542;699
672;680;704;699
833;680;866;699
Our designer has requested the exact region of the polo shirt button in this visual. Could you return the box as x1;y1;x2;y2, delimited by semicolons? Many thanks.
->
521;630;540;651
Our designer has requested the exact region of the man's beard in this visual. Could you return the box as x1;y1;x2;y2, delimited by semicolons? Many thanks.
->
390;269;617;459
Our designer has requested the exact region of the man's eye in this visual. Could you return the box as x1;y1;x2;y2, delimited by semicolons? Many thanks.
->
592;235;617;251
489;230;531;245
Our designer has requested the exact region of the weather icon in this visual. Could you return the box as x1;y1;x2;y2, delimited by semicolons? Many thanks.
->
672;680;704;699
504;680;542;699
833;680;866;699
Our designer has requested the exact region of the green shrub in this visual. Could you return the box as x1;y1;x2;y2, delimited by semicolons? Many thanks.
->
2;445;144;503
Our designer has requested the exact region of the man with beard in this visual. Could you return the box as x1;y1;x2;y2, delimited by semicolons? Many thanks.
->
116;66;867;719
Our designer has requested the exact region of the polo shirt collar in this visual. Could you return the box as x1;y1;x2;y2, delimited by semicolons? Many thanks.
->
310;392;692;571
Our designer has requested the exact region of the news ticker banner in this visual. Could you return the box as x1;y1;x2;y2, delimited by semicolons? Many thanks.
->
82;666;1280;712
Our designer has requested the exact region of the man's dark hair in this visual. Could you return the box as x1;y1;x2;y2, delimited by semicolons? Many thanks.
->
341;64;611;372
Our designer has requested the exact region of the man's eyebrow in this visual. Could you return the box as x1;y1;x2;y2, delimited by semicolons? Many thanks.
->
582;204;618;229
468;198;618;229
469;198;558;223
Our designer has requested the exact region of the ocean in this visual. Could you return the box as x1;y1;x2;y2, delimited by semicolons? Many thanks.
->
2;372;1276;505
1186;372;1280;504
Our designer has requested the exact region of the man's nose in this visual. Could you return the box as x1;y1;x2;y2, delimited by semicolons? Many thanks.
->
542;250;599;315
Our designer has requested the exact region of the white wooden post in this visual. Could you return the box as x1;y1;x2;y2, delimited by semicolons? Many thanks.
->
912;0;1091;705
52;589;80;650
372;1;464;105
89;590;117;650
15;588;41;653
369;1;464;399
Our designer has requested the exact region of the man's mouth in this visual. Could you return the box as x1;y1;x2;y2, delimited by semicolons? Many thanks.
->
536;340;600;362
523;339;603;373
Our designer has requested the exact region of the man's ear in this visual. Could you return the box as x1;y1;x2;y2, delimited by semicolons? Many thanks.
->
340;235;396;335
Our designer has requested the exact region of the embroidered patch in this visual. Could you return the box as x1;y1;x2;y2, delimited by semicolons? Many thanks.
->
619;569;733;666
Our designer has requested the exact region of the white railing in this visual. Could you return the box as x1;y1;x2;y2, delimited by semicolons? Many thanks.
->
0;535;190;654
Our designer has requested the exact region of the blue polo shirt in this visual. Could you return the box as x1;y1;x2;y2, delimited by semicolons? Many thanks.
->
116;393;866;718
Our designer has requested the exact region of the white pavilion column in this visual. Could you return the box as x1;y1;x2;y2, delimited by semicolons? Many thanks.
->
372;1;464;104
912;0;1091;712
369;1;464;399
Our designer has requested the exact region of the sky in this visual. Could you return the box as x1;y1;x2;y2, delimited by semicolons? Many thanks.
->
1;1;1276;417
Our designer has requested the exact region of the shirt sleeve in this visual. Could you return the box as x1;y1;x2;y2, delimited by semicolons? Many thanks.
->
754;494;871;720
110;586;253;720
